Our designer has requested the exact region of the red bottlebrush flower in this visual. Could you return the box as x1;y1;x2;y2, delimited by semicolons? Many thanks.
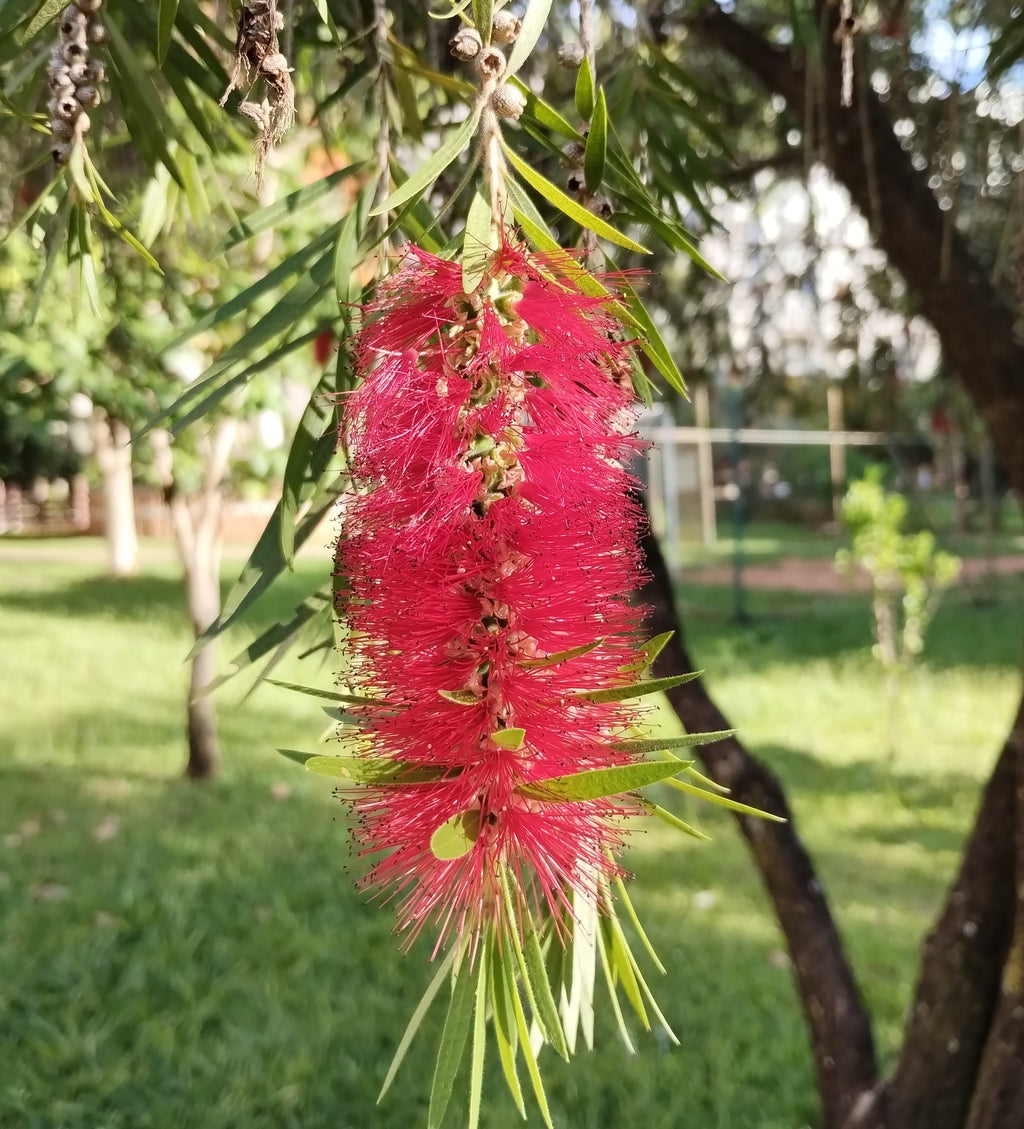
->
336;239;650;950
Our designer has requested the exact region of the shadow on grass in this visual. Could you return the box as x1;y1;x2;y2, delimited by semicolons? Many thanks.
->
0;562;329;630
682;580;1024;672
0;758;819;1129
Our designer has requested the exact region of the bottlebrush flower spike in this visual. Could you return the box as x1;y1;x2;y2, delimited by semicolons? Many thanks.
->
338;241;647;940
279;237;780;1127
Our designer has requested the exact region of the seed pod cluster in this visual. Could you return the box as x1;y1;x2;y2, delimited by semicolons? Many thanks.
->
47;0;106;164
562;133;612;220
448;7;525;122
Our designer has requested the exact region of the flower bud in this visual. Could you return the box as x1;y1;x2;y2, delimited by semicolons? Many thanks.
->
449;26;482;61
492;82;526;120
491;11;522;44
558;43;584;68
474;45;506;79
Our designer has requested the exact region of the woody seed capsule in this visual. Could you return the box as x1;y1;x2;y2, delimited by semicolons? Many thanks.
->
474;46;506;79
492;83;526;120
491;11;522;43
449;27;483;61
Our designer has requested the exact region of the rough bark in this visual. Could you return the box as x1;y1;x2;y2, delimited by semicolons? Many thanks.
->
93;414;138;577
845;720;1020;1129
641;520;878;1129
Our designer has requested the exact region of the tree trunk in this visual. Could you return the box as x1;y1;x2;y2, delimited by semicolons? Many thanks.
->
640;518;879;1128
152;422;236;780
93;414;138;577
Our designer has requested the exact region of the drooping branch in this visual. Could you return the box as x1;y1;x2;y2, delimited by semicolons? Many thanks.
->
686;2;1024;498
640;518;878;1129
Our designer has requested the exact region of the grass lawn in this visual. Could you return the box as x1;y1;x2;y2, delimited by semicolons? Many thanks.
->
1;537;1022;1129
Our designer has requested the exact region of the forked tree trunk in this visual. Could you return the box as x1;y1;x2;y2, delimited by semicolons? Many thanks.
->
93;414;138;577
152;422;237;780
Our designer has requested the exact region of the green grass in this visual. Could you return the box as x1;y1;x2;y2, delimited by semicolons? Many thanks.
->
1;538;1022;1129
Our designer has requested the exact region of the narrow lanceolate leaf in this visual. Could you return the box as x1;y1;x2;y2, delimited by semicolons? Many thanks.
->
264;678;392;708
521;638;603;668
467;950;489;1129
462;186;494;294
215;163;366;253
428;959;477;1129
430;809;482;860
300;756;451;786
596;918;635;1053
575;56;595;120
507;953;554;1129
379;946;459;1101
489;937;526;1116
21;0;66;44
523;924;569;1060
371;106;481;216
157;0;179;63
609;730;735;755
576;671;702;703
471;0;493;42
491;728;526;750
667;778;787;822
503;144;650;254
519;759;693;804
620;630;674;673
584;87;607;191
639;799;711;840
612;873;666;974
505;0;555;77
439;688;480;706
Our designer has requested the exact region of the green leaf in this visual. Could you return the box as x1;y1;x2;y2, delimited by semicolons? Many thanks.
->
467;949;488;1129
584;87;607;192
682;765;731;794
513;78;583;141
639;799;711;840
621;630;674;673
489;937;526;1116
263;678;391;708
301;755;450;785
503;144;650;254
505;0;555;77
575;56;594;119
506;938;554;1129
439;688;480;706
430;809;482;860
491;728;526;750
216;164;366;253
605;911;649;1029
613;277;688;396
462;186;494;293
379;945;459;1100
611;873;665;975
596;918;635;1053
157;0;179;64
20;0;65;43
576;671;702;704
428;957;476;1129
471;0;492;42
667;778;787;822
370;105;481;216
521;638;603;668
524;922;569;1060
519;758;693;804
609;730;734;755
